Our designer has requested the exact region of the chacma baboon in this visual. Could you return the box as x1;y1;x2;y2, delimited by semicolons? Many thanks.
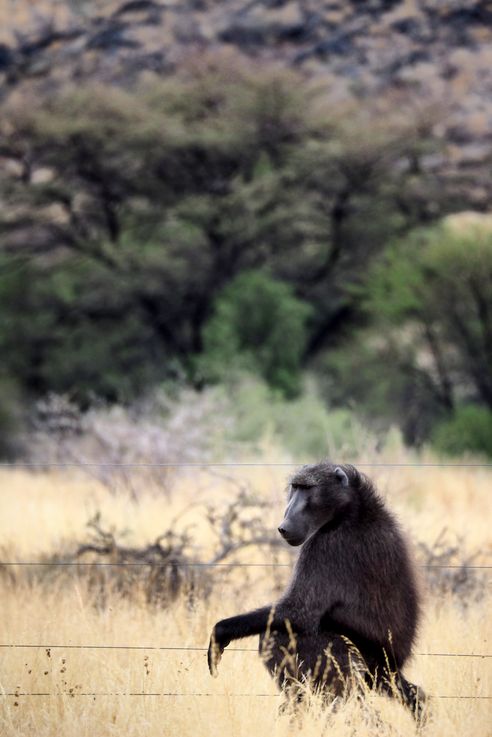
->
208;462;425;720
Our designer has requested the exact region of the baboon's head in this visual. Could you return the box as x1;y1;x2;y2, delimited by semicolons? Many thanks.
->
278;462;353;546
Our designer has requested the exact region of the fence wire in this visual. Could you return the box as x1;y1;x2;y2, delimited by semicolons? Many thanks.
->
0;643;490;657
1;561;490;569
1;461;492;468
0;692;490;700
1;692;278;697
1;458;489;704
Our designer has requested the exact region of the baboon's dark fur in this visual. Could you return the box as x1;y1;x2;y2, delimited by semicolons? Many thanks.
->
208;462;425;719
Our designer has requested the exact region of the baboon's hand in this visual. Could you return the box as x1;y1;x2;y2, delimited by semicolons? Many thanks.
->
207;624;230;677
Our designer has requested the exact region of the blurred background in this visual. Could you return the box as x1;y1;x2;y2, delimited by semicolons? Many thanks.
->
1;0;491;464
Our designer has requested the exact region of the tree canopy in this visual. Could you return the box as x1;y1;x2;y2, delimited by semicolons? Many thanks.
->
1;57;489;456
323;219;492;445
0;59;446;403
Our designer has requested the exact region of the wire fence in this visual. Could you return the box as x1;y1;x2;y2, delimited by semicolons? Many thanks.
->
1;458;490;704
1;461;492;468
1;561;491;569
0;643;490;657
1;692;490;699
2;641;490;701
1;692;279;697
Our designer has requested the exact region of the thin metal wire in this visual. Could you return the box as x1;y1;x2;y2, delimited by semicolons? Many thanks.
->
0;644;490;657
1;461;491;469
0;691;278;697
1;561;490;569
0;692;489;699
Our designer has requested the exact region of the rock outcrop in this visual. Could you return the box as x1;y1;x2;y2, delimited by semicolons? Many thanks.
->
1;0;491;204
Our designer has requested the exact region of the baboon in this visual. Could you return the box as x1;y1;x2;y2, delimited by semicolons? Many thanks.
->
208;462;425;720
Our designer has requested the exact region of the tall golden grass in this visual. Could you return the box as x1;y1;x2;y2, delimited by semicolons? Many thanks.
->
0;460;491;736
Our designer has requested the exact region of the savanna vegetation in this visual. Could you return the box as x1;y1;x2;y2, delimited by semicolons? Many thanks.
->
0;4;491;736
0;460;490;737
0;37;492;737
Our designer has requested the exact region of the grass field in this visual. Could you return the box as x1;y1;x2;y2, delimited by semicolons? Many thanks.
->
0;460;491;736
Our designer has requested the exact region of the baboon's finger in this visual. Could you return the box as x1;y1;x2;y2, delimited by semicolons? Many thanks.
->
207;636;222;677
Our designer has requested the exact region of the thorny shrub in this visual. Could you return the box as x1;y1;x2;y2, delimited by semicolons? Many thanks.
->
418;529;489;607
24;391;233;496
2;482;287;607
1;488;487;609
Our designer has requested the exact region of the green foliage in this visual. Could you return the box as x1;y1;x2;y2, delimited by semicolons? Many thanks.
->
367;223;492;407
367;223;492;325
0;255;164;402
0;377;22;458
432;405;492;459
221;375;374;460
0;57;447;408
199;271;311;397
322;221;492;444
319;335;444;444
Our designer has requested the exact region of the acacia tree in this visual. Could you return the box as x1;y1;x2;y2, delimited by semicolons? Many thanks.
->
0;58;446;402
323;221;492;444
367;222;492;410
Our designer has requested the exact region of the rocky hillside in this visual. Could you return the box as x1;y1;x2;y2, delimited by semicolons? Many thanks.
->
1;0;492;204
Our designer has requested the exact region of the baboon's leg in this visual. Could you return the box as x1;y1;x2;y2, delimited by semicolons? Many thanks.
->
379;673;427;723
278;683;304;715
398;676;427;724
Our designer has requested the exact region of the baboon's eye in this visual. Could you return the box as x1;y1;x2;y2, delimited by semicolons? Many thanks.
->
292;482;314;491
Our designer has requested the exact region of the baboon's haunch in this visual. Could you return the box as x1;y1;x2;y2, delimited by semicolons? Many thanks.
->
208;462;425;719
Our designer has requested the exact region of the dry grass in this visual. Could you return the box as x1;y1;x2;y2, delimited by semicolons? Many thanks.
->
0;460;491;736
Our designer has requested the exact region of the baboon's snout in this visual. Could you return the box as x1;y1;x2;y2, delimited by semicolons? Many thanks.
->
278;523;289;538
278;490;308;545
278;516;295;536
278;518;304;546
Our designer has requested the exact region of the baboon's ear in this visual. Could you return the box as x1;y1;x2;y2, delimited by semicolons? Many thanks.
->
334;466;349;487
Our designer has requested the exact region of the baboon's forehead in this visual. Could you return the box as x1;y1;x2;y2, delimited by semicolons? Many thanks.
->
289;462;335;486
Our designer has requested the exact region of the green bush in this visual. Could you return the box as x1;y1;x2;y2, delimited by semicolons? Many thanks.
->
0;61;442;407
432;405;492;458
323;221;492;445
365;224;492;414
0;255;165;403
0;378;23;458
318;331;446;446
198;271;312;398
220;374;375;460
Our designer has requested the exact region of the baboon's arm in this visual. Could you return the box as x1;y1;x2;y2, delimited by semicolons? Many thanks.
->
207;605;276;676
